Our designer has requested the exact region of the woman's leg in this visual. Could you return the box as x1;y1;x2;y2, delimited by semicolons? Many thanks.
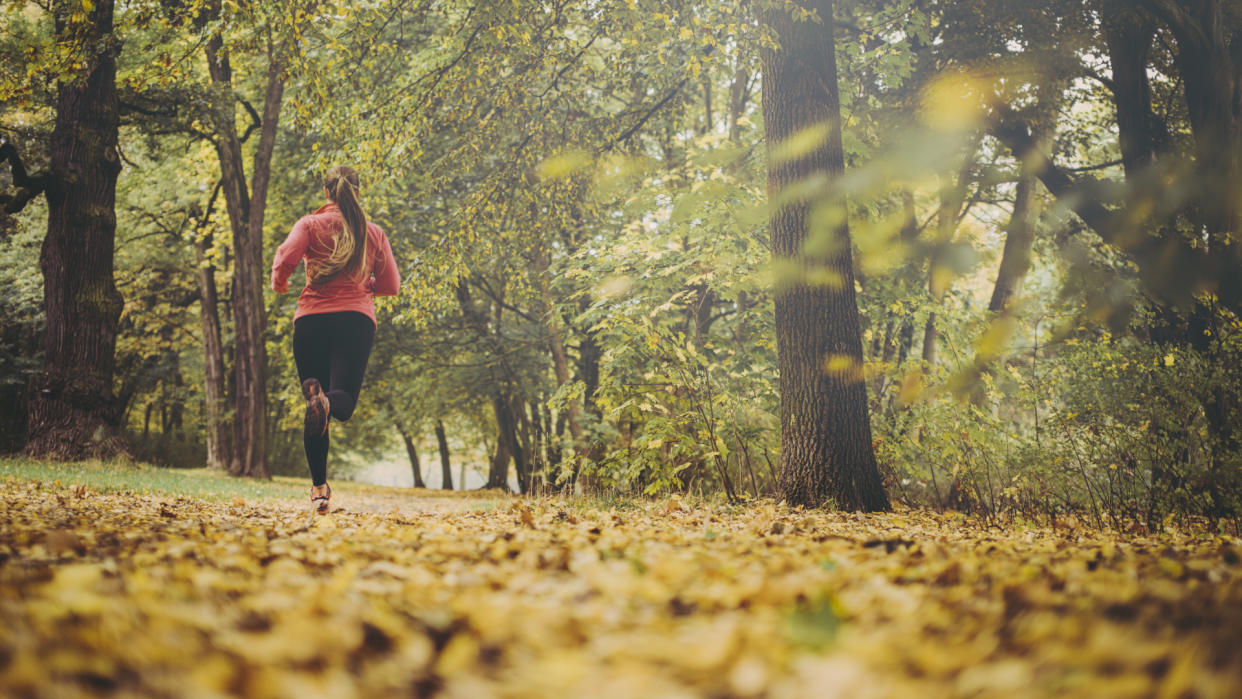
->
326;312;376;421
293;315;332;486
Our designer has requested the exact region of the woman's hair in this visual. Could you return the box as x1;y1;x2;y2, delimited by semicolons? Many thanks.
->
311;165;369;285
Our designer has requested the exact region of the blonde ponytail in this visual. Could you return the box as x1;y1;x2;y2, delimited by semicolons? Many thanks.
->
311;165;369;285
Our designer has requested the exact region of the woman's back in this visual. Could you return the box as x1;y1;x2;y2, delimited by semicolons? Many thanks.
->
271;202;400;323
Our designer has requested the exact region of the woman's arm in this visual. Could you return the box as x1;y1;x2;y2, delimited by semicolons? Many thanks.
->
271;219;310;293
371;232;401;296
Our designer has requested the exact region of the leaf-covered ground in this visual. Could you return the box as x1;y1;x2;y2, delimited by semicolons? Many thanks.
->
2;472;1241;698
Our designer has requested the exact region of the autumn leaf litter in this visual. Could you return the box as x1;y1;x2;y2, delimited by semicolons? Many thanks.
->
1;479;1240;697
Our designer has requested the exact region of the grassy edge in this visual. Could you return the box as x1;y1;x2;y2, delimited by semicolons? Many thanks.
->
0;458;504;504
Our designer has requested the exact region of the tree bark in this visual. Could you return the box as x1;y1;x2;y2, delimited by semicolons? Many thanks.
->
25;0;128;460
992;0;1242;315
922;139;979;366
1142;0;1241;236
435;419;452;490
399;423;426;488
728;65;750;143
532;240;587;480
0;306;32;453
487;424;510;491
204;18;284;479
988;175;1038;312
1103;7;1166;176
762;0;889;511
487;393;526;492
528;398;545;492
192;189;230;469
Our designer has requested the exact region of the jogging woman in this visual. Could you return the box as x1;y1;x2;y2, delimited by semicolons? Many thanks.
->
271;165;400;514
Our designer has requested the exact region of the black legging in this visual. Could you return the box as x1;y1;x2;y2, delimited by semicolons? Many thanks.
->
293;311;375;485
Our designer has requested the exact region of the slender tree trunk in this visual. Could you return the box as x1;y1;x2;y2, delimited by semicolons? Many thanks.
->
487;426;510;491
547;405;564;472
516;400;534;493
487;393;526;492
235;47;283;479
920;312;937;366
728;64;750;143
435;419;452;490
193;227;229;469
532;241;587;480
25;0;127;459
701;79;713;135
922;145;978;367
897;319;914;364
988;175;1038;312
399;423;426;488
167;368;184;439
0;302;32;452
205;24;284;479
762;0;889;511
529;398;545;492
990;76;1064;314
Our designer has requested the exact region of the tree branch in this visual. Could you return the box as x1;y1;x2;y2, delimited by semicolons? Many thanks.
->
1140;0;1209;51
1063;158;1125;173
0;141;51;215
238;97;262;144
989;107;1242;313
611;78;688;148
471;273;537;323
990;111;1117;235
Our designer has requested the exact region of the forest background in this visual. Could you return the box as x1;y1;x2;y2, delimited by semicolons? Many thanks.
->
2;0;1241;530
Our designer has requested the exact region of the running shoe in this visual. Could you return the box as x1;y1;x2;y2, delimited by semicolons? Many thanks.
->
310;483;331;515
302;378;330;438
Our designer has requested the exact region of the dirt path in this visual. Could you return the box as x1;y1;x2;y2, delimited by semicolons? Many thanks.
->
292;484;508;516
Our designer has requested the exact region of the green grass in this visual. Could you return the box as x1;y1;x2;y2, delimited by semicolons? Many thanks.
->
0;457;510;504
0;458;309;501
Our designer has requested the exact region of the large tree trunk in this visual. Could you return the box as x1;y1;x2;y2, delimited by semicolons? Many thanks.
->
1104;7;1165;176
435;419;453;490
399;423;426;488
1108;2;1241;512
25;0;127;459
205;31;284;479
1145;0;1241;237
762;0;889;512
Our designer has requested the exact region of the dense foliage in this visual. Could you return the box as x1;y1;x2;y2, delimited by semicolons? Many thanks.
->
2;0;1240;527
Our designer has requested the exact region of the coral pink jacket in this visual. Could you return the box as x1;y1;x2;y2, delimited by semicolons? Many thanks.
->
271;202;401;325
